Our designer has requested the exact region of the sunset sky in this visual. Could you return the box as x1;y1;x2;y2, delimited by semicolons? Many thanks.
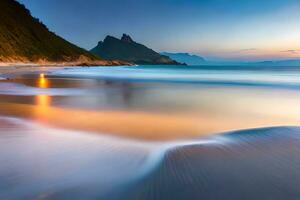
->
19;0;300;61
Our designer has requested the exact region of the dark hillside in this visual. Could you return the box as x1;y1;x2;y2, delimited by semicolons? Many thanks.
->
91;34;183;65
0;0;99;63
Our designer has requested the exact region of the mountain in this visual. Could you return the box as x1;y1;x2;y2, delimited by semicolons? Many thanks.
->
90;34;182;65
203;59;300;67
0;0;125;66
255;59;300;66
161;52;206;65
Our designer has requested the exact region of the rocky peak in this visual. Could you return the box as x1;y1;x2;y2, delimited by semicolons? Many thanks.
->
90;34;183;65
121;34;134;43
103;35;118;42
97;41;103;46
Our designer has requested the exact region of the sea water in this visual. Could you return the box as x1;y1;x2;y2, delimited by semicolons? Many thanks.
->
1;65;300;199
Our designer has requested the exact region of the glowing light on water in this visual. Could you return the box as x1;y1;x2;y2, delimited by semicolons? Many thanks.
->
36;94;51;107
37;74;49;89
34;74;52;122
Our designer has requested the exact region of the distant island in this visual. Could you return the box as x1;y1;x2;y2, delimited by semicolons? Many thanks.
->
0;0;128;66
90;34;183;65
200;59;300;67
161;52;206;66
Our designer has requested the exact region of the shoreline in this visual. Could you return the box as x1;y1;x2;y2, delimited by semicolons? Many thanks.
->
0;60;132;67
0;61;133;78
0;66;64;79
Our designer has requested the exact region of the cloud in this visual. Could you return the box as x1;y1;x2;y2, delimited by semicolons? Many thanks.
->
232;48;258;53
281;50;300;54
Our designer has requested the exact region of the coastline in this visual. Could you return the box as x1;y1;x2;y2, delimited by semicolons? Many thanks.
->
0;65;63;79
0;60;132;67
0;60;132;78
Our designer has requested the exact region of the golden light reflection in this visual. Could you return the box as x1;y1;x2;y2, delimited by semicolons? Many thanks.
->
34;74;51;122
37;74;49;89
1;99;300;141
36;94;51;107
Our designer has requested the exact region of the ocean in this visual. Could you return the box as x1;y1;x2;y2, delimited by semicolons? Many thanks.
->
1;65;300;199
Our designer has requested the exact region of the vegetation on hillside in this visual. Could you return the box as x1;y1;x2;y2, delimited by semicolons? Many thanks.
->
0;0;99;63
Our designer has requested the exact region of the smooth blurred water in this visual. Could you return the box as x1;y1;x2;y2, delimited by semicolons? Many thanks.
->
1;65;300;199
54;65;300;88
2;65;300;139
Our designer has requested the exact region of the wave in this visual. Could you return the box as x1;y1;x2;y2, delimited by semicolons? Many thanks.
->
1;116;298;199
114;126;300;200
52;67;300;89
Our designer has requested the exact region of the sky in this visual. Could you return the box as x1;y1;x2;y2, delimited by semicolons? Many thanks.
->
18;0;300;61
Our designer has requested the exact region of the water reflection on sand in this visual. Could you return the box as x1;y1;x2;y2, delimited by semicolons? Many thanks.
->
0;117;159;199
1;71;300;140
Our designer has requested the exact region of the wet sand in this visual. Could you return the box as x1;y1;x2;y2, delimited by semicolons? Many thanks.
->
114;127;300;200
2;69;300;140
0;117;158;199
1;66;300;199
0;66;63;80
1;117;300;199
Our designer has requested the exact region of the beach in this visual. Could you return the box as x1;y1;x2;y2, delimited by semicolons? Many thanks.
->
1;116;300;199
2;0;300;198
1;65;300;199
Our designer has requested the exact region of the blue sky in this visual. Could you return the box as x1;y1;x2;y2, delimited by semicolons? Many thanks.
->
19;0;300;61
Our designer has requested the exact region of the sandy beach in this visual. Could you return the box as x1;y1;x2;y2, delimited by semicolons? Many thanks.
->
113;127;300;200
1;65;300;199
0;66;63;78
2;0;300;199
1;116;300;199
